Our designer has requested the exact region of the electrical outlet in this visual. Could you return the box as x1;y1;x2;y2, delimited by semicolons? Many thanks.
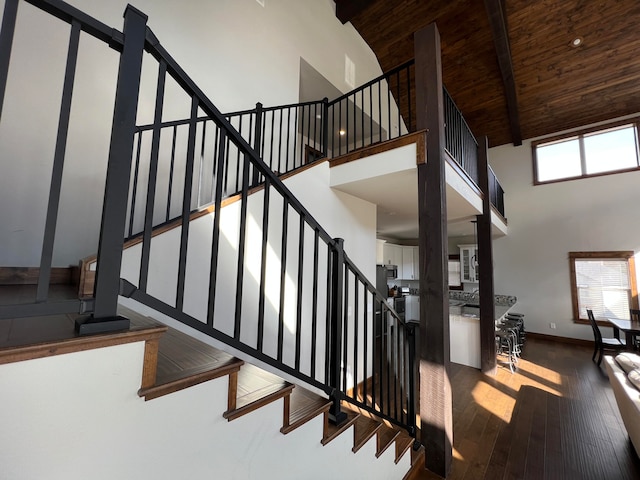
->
549;322;556;329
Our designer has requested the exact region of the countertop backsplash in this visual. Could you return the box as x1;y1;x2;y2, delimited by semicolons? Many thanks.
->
448;290;517;306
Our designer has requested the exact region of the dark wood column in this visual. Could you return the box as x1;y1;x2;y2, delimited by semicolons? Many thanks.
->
414;23;452;478
477;136;497;374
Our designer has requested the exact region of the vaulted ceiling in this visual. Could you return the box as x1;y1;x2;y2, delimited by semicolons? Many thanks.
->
336;0;640;148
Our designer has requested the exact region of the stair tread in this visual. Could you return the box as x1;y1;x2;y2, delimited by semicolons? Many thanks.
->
224;363;294;421
395;431;414;464
128;311;244;400
403;445;427;480
321;410;359;445
352;415;383;453
376;425;401;458
281;387;332;434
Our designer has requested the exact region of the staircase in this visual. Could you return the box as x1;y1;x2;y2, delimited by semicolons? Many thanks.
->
0;304;423;479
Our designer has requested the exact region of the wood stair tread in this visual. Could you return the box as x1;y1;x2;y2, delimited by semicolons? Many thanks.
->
129;312;244;401
281;387;332;434
321;410;359;445
376;425;401;458
223;363;294;421
395;431;414;464
352;415;383;453
403;445;426;480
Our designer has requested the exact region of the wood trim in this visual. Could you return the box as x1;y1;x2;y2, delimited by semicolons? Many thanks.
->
140;337;160;389
526;332;593;347
329;130;427;168
139;361;242;401
0;325;167;366
532;118;640;185
0;267;75;286
569;251;638;322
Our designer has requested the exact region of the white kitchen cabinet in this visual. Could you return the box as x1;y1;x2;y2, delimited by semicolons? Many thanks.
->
401;246;415;280
412;247;420;280
382;243;403;269
459;244;478;283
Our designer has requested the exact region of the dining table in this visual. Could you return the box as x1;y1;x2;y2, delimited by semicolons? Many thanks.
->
606;317;640;349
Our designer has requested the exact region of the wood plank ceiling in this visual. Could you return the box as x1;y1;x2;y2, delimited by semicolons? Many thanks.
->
336;0;640;147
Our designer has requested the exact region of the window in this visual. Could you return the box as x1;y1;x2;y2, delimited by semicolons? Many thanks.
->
569;251;638;323
533;120;640;184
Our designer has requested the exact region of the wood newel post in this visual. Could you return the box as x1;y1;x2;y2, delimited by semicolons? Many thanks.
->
414;22;453;478
477;136;497;374
76;6;147;335
328;237;347;425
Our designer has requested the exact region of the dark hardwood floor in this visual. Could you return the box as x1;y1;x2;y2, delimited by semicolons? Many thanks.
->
412;337;640;480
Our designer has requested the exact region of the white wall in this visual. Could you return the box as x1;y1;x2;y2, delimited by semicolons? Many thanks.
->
0;0;383;266
0;341;410;479
489;119;640;340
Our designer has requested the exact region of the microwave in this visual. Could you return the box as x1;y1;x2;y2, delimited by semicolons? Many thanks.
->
385;264;398;279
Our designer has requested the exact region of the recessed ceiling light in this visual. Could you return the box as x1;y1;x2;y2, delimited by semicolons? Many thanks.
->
571;37;583;47
339;130;346;136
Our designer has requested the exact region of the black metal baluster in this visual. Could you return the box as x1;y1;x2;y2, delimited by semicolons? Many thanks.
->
328;238;346;424
369;86;373;145
206;129;227;328
363;288;369;407
294;216;305;371
37;20;81;303
342;266;349;392
0;0;18;123
175;96;199;311
252;102;263;186
310;229;319;379
361;90;365;148
233;150;250;340
292;106;298;170
322;98;329;157
338;101;342;156
378;83;382;142
312;103;317;151
352;275;359;400
257;177;270;351
351;93;355;154
269;110;276;172
139;59;167;293
407;320;418;437
127;133;142;238
277;199;289;363
285;107;291;171
277;109;283;174
304;104;310;167
166;125;177;222
407;66;412;132
387;79;391;142
325;243;332;384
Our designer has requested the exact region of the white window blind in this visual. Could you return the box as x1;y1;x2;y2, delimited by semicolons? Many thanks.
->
575;258;631;319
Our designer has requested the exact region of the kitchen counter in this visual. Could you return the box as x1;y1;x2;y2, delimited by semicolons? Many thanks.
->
448;293;518;369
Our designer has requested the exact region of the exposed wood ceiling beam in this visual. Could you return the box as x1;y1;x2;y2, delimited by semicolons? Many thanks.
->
484;0;522;146
334;0;375;24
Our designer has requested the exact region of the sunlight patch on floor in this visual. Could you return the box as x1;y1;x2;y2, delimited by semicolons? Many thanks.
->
471;380;516;422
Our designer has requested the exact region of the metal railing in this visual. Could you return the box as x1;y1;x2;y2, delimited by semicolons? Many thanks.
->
327;60;414;157
443;86;479;186
127;17;418;434
489;165;506;219
0;0;418;435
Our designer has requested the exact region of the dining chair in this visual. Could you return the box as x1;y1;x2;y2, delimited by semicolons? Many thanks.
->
587;309;626;366
630;309;640;349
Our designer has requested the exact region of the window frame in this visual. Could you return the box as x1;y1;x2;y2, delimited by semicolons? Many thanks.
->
569;251;639;326
532;118;640;185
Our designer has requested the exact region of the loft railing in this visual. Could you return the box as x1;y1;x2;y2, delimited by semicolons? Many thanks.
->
443;86;479;186
0;0;418;437
138;59;506;221
488;165;506;218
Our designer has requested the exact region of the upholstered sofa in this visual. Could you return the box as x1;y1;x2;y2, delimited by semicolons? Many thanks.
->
604;353;640;456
